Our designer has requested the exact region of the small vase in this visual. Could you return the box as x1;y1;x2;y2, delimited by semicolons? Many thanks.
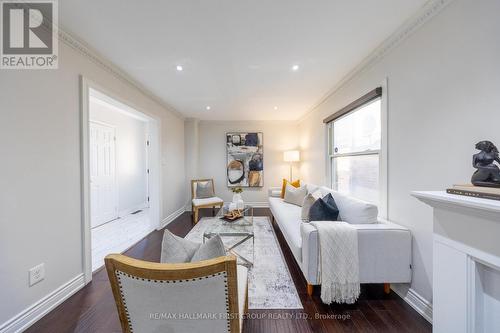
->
228;202;237;211
232;193;242;204
236;199;245;210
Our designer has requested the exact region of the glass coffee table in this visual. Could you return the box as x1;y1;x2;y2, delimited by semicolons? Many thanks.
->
203;204;254;267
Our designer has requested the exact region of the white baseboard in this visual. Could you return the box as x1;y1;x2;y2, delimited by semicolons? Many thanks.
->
245;201;269;208
0;274;85;333
158;206;186;229
391;284;433;323
185;202;269;211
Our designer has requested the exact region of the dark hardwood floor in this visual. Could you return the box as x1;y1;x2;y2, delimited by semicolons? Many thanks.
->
27;208;431;333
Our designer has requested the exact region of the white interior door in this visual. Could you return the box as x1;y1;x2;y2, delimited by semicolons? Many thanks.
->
90;121;118;228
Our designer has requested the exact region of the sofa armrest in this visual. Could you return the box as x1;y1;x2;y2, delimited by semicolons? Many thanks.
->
301;221;412;285
300;223;320;285
268;187;282;197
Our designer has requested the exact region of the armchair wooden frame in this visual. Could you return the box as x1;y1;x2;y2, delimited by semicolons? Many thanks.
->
105;254;244;333
191;178;223;223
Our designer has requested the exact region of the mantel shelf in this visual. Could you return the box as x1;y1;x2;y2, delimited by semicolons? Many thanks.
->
412;190;500;215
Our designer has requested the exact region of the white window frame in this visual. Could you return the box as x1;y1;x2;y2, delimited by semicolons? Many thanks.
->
326;79;388;219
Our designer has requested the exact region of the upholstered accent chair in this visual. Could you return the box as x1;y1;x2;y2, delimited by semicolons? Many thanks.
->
191;179;223;223
105;254;248;333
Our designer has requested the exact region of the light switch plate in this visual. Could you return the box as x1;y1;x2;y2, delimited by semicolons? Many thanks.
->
29;263;45;286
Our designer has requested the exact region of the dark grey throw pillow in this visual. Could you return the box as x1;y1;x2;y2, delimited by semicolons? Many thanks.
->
196;181;213;199
308;193;340;222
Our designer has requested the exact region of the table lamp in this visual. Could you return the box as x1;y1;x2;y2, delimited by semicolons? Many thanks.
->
283;150;300;181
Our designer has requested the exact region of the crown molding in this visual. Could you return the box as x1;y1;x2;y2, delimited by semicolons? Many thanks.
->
298;0;455;123
57;28;185;119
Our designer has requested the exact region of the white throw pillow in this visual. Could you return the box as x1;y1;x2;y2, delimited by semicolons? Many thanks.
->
284;184;307;206
320;187;378;224
301;190;322;222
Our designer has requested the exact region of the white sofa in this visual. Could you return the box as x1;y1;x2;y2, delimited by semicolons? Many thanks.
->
268;184;412;294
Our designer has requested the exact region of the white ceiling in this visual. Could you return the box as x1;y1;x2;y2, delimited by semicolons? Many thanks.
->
60;1;426;120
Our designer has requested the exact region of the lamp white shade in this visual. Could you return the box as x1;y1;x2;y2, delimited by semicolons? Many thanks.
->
284;150;300;162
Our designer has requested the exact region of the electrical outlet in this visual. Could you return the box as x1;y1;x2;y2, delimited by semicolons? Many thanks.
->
29;263;45;286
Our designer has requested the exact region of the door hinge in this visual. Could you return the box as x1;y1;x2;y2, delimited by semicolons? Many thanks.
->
147;169;150;174
146;140;150;146
147;196;150;202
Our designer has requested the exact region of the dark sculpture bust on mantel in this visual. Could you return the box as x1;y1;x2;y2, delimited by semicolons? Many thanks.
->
471;140;500;187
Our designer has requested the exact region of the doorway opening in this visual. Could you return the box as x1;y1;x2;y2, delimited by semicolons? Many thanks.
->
81;78;161;280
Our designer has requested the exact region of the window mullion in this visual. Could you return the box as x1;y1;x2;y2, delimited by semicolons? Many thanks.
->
332;150;380;158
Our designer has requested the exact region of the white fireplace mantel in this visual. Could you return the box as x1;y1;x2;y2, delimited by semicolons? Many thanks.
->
413;191;500;219
412;191;500;333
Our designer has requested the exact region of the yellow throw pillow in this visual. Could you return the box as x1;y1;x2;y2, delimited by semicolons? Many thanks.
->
281;179;300;199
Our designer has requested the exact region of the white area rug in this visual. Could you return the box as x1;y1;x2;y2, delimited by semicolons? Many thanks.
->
186;216;303;309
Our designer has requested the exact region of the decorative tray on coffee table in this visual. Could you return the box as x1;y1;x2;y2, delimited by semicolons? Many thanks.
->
217;203;253;225
221;209;244;222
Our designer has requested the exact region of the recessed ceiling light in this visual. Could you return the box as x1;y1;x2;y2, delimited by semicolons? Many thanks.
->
291;64;299;71
273;106;279;110
206;106;211;110
176;65;183;71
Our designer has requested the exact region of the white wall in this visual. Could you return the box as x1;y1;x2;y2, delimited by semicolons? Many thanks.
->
196;120;299;205
298;0;500;303
184;119;199;206
90;100;148;215
0;39;186;326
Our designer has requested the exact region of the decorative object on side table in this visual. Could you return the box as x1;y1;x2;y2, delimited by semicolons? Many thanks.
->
471;140;500;187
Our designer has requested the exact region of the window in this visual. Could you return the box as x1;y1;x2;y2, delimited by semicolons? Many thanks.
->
327;96;381;205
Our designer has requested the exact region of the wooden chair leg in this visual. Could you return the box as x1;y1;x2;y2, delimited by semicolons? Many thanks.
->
307;283;314;296
194;208;199;224
384;283;391;294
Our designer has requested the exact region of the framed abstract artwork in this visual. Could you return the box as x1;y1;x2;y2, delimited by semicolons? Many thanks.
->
226;132;263;187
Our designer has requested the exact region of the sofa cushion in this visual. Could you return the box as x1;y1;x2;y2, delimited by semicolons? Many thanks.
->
309;193;340;222
192;196;223;207
268;197;303;262
284;184;307;206
320;187;378;224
